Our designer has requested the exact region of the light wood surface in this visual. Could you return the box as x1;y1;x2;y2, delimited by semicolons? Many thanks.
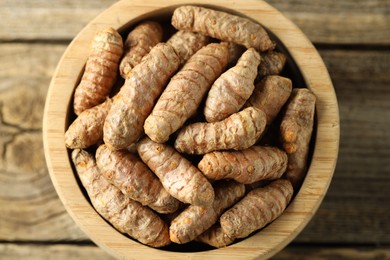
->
42;0;338;259
2;0;389;44
2;244;390;260
1;0;389;259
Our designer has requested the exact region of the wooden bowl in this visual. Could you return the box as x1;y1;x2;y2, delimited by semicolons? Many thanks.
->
43;0;339;259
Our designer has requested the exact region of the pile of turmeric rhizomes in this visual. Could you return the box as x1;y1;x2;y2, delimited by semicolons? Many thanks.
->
65;5;316;249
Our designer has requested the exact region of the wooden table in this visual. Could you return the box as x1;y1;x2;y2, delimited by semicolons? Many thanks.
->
1;0;389;259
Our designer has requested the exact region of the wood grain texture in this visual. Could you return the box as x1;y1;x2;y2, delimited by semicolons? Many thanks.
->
42;1;338;259
274;245;390;260
0;43;87;241
1;0;388;258
0;47;386;244
0;0;116;41
295;49;390;244
0;243;113;260
1;0;389;44
1;243;390;260
322;49;390;180
298;180;390;244
267;0;390;44
0;28;389;250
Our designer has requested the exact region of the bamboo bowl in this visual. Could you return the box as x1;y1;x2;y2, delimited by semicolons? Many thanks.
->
43;0;339;259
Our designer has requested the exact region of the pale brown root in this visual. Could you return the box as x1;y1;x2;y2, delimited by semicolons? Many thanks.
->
225;42;246;66
120;21;163;78
73;27;123;115
245;75;292;124
196;224;235;248
174;107;267;154
220;179;293;239
257;50;287;79
172;5;275;51
280;88;316;190
167;30;209;65
144;43;229;143
71;149;170;247
103;43;180;150
204;48;261;122
137;137;215;206
65;98;112;149
95;144;179;214
198;146;288;184
169;181;245;244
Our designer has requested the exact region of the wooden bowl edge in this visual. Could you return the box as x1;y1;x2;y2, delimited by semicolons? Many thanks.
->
42;0;340;259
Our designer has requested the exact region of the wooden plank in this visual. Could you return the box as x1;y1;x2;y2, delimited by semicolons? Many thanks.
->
0;43;87;241
0;43;68;79
1;243;390;259
41;2;338;258
0;0;116;41
320;49;390;179
274;245;390;259
267;0;390;45
295;49;390;243
0;0;389;44
0;243;114;260
0;43;389;245
296;179;390;244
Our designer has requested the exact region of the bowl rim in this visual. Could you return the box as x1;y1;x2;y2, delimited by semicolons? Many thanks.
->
43;0;340;259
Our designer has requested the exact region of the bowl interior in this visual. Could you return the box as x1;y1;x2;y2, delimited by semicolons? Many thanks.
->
43;1;339;259
67;8;313;253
